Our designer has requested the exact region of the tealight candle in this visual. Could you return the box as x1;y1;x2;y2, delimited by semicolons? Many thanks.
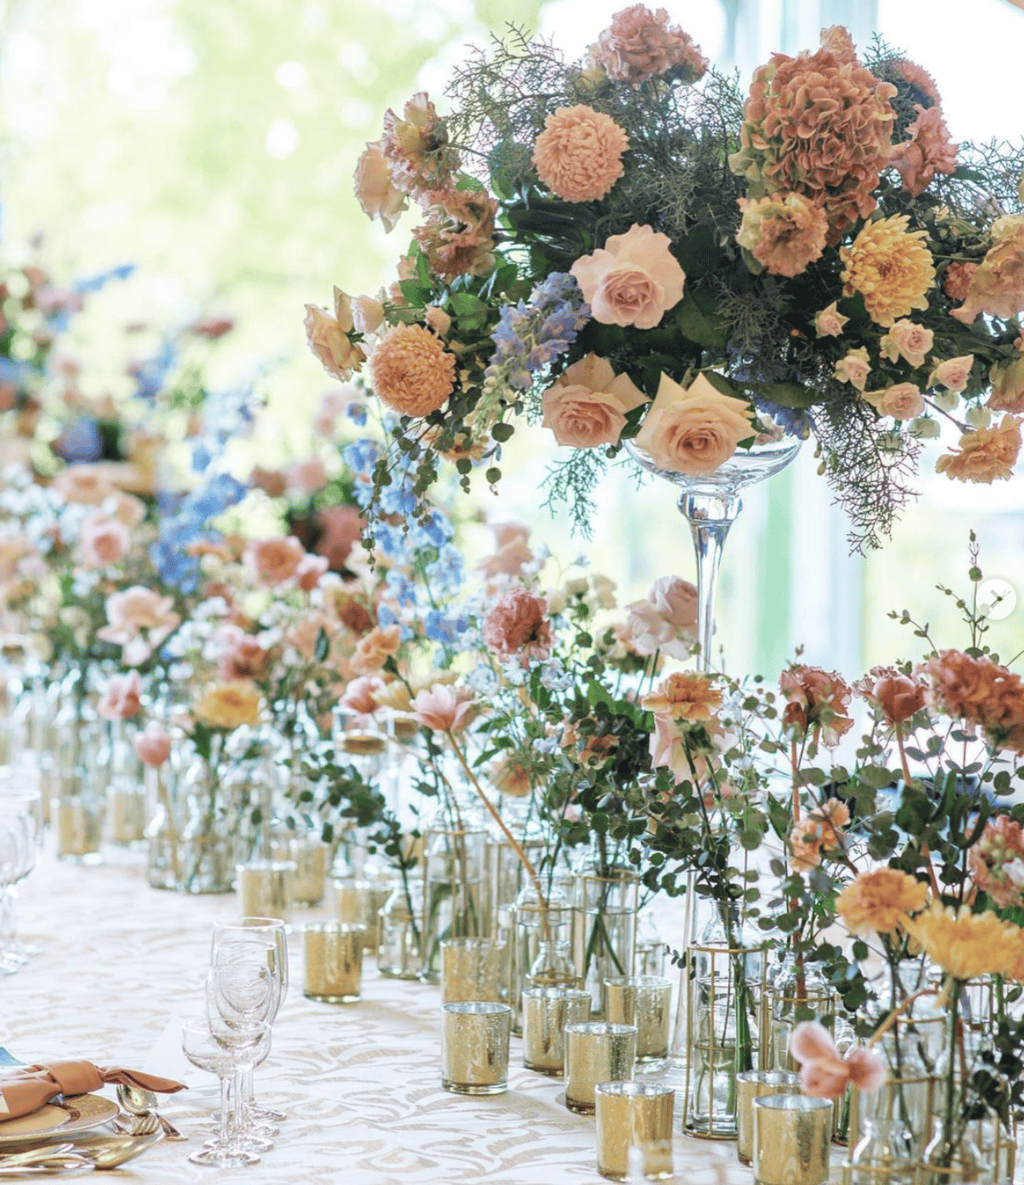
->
236;859;295;922
303;922;366;1003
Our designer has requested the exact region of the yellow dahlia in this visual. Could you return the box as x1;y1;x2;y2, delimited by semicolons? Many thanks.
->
532;105;629;203
835;868;928;936
193;682;263;730
369;323;456;418
840;214;935;327
904;900;1021;980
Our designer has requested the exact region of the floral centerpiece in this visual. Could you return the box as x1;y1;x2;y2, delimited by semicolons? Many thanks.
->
308;8;1024;548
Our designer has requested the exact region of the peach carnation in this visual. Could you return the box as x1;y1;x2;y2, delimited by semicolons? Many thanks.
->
935;415;1022;483
482;586;551;662
642;671;721;722
928;355;974;394
950;217;1024;324
216;628;271;681
890;103;958;197
879;320;933;369
532;105;629;203
369;323;456;418
988;353;1024;414
304;288;367;381
413;188;497;280
736;192;828;277
780;665;853;748
592;5;707;85
353;139;408;231
790;799;851;871
351;624;402;676
633;372;754;476
570;223;685;329
53;464;116;506
730;47;896;243
814;302;848;338
862;382;925;421
542;353;644;448
840;215;935;327
836;868;928;936
969;816;1024;909
943;262;978;303
380;91;458;198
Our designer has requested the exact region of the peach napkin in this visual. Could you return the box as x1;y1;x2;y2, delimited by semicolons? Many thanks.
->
0;1061;184;1122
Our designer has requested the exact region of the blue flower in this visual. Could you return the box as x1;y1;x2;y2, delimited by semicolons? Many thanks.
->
343;440;382;477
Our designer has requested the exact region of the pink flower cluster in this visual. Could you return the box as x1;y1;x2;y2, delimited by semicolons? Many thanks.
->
919;648;1024;753
591;5;708;85
482;586;551;663
969;816;1024;908
779;665;854;747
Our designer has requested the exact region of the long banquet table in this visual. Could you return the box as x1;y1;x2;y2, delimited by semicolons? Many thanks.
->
3;847;827;1184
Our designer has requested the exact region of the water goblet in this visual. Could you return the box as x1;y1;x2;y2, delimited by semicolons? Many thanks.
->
182;1016;268;1167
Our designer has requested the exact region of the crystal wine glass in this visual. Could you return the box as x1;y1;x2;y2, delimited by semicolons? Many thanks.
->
0;792;39;972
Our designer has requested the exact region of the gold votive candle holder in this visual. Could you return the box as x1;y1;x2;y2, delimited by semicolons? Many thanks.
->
287;835;327;907
54;795;103;862
440;937;508;1004
106;787;146;844
236;859;295;922
522;986;592;1077
441;1001;512;1095
603;975;672;1062
752;1095;832;1185
564;1022;637;1115
595;1081;675;1182
735;1070;802;1165
303;921;366;1003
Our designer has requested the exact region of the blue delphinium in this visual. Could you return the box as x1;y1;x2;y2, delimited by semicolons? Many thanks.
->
485;272;590;394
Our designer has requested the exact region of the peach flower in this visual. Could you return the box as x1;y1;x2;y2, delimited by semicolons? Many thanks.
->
532;105;629;203
216;628;271;681
413;188;497;280
904;900;1022;980
863;383;925;420
942;261;978;302
622;575;698;660
950;217;1024;324
193;682;263;730
353;139;408;231
350;624;402;675
814;302;848;338
987;354;1024;414
633;372;754;476
413;683;475;733
789;799;851;871
482;587;551;662
285;457;328;496
570;223;685;330
244;535;306;587
133;722;171;768
928;355;974;394
98;586;181;666
250;467;287;498
76;515;130;569
380;91;457;197
790;1022;886;1101
780;665;853;747
478;523;532;580
53;464;115;506
316;505;363;571
859;667;926;726
890;103;958;197
97;672;142;721
736;192;828;277
819;25;857;65
296;554;329;591
352;295;386;336
648;715;693;784
340;675;384;717
370;323;456;417
593;5;707;85
920;649;1001;719
542;353;645;448
935;415;1022;483
879;320;933;369
642;671;721;721
840;215;935;327
304;288;367;381
109;493;146;528
969;816;1024;909
836;868;928;935
490;756;532;797
834;348;871;391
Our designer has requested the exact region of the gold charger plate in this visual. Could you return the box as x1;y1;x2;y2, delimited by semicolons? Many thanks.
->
0;1093;118;1147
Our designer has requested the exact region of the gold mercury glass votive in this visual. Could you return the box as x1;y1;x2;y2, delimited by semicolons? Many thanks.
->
735;1070;802;1165
594;1081;675;1181
303;921;366;1003
286;834;328;907
563;1022;637;1114
441;1002;512;1095
440;937;508;1004
54;796;102;860
107;787;146;844
522;986;592;1076
236;859;295;922
752;1095;832;1185
603;975;672;1062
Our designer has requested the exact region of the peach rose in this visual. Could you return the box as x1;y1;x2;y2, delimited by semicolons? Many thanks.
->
833;348;871;391
622;575;698;659
315;505;363;571
244;535;306;587
860;667;927;726
814;302;848;337
133;721;171;768
542;353;645;448
76;515;130;569
633;372;754;476
928;355;975;394
216;628;271;681
296;554;329;591
570;223;685;329
935;415;1022;483
340;674;384;716
950;216;1024;324
98;586;181;666
863;383;925;420
193;682;262;730
53;464;115;506
478;523;532;580
353;139;408;231
879;320;933;369
285;457;328;496
108;493;146;528
97;672;142;721
304;288;367;381
352;295;386;336
350;624;402;675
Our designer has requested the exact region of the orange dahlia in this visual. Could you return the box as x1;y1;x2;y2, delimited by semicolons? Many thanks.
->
840;215;935;327
532;105;630;203
370;324;456;418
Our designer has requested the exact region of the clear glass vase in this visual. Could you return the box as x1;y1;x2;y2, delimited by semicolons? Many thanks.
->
100;720;146;847
179;735;238;894
144;759;184;891
760;952;835;1072
845;1118;916;1184
418;806;488;983
920;1117;988;1185
572;867;638;1015
378;877;423;980
509;887;574;1035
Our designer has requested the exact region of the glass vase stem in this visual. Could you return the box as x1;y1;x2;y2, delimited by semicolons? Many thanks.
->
679;492;742;674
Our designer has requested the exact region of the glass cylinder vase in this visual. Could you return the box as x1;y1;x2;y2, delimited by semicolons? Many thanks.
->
179;735;239;894
572;867;638;1016
378;876;423;980
418;811;488;983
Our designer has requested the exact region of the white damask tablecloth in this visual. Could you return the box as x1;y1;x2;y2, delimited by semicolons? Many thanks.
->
2;848;795;1184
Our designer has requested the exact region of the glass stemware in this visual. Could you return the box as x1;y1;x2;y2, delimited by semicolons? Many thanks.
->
182;1016;269;1168
0;791;40;972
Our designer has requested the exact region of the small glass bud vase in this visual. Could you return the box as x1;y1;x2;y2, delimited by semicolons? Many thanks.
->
418;803;488;983
573;867;638;1016
511;887;574;1035
919;1117;987;1185
144;759;183;891
760;953;835;1071
378;878;423;980
844;1118;915;1185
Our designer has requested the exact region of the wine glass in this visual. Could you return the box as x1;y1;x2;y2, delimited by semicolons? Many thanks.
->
0;792;40;971
181;1016;269;1168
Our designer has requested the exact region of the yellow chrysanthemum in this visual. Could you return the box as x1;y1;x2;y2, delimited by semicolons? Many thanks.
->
193;682;263;731
840;214;935;327
835;868;929;936
904;900;1022;981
